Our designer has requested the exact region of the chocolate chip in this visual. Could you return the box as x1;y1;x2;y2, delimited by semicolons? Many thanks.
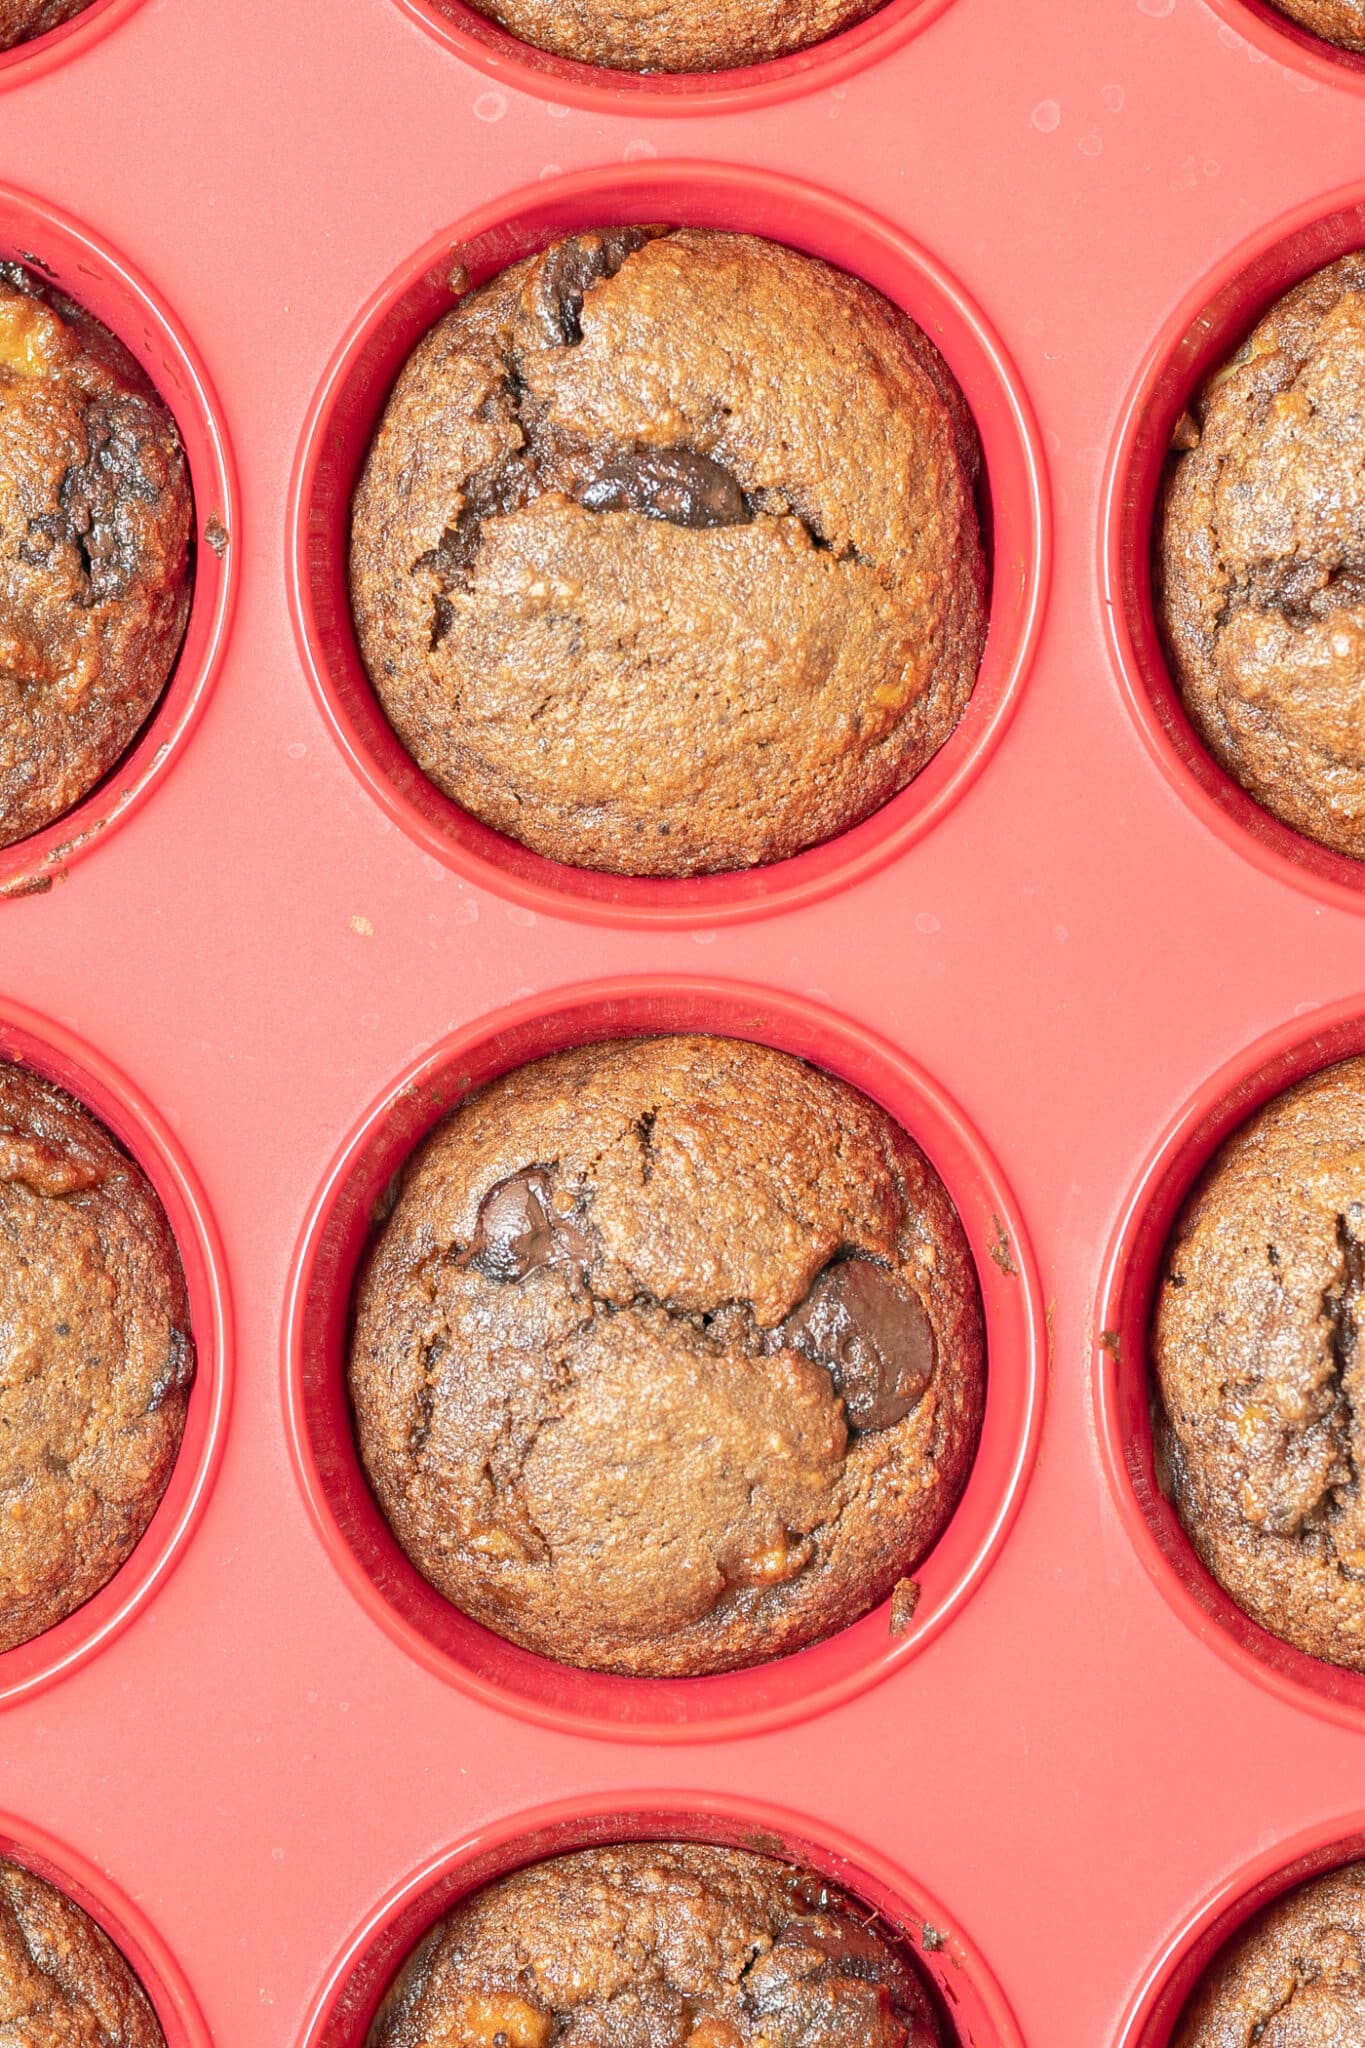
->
533;226;659;346
580;449;752;530
780;1260;936;1430
460;1167;592;1283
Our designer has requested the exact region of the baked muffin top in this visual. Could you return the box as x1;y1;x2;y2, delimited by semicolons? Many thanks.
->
1155;1057;1365;1670
351;227;984;878
0;0;93;53
0;1857;165;2048
461;0;886;73
0;261;192;852
1159;253;1365;860
0;1062;195;1653
1266;0;1365;50
349;1035;984;1676
368;1843;941;2048
1174;1861;1365;2048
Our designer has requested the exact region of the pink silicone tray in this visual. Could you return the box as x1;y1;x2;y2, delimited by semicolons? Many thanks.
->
5;0;1365;2043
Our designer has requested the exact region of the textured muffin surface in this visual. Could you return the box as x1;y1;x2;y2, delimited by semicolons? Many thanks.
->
350;227;985;878
1266;0;1365;49
0;261;192;852
1174;1861;1365;2048
0;0;92;51
1154;1057;1365;1670
368;1843;941;2048
460;0;886;73
0;1063;195;1653
0;1857;164;2048
1159;253;1365;860
348;1034;984;1677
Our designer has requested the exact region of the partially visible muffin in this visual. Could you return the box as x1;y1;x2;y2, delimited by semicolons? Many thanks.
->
0;1857;165;2048
349;1034;984;1677
0;0;93;52
1154;1057;1365;1670
1174;1861;1365;2047
368;1843;941;2048
1266;0;1365;51
351;226;985;878
0;261;192;851
1159;254;1365;860
0;1063;195;1652
460;0;886;73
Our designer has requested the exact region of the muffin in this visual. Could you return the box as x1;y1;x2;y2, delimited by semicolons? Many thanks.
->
349;1034;985;1677
1159;253;1365;860
368;1843;941;2048
0;1063;195;1653
0;0;93;52
350;227;985;878
1173;1861;1365;2047
1154;1057;1365;1670
1266;0;1365;51
458;0;887;74
0;261;193;852
0;1858;164;2048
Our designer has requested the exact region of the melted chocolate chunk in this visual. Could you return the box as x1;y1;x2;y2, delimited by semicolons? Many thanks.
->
413;460;533;591
579;449;752;530
460;1167;591;1283
781;1259;936;1431
533;227;659;347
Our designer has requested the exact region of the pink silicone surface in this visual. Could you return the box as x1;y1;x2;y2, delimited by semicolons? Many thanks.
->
6;0;1365;2045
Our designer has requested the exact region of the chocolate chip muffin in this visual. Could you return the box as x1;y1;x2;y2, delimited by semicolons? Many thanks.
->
0;1858;164;2048
0;261;192;852
1174;1861;1365;2047
1153;1056;1365;1670
350;228;985;878
458;0;886;73
1266;0;1365;51
349;1034;984;1677
0;0;93;51
1158;254;1365;860
369;1843;941;2048
0;1063;195;1653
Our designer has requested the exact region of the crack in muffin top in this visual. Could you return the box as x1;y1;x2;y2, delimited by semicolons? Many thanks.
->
348;1034;984;1677
350;227;985;879
0;1858;165;2048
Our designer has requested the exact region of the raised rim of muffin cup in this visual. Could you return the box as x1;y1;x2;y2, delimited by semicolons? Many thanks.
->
0;0;149;91
293;1791;1026;2048
385;0;960;116
287;161;1050;931
0;996;234;1708
1101;179;1365;918
1094;995;1365;1734
282;975;1046;1745
0;1811;213;2048
1114;1812;1365;2048
0;182;238;902
1198;0;1365;94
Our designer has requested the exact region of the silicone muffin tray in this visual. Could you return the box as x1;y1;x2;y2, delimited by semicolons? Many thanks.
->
5;0;1365;2043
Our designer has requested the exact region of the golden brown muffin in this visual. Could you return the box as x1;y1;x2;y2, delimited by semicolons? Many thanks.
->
369;1844;941;2048
350;227;985;878
0;1857;165;2048
460;0;886;73
349;1035;984;1677
1159;254;1365;860
1266;0;1365;51
0;1063;195;1653
1174;1862;1365;2048
0;0;92;52
1154;1057;1365;1670
0;262;192;852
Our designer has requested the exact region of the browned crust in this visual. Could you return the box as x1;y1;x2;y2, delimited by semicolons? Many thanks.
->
1173;1861;1365;2046
0;1858;165;2048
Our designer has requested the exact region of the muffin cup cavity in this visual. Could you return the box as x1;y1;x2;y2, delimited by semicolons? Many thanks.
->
0;185;237;899
0;0;147;89
386;0;957;115
0;998;232;1707
288;162;1048;931
0;1813;213;2048
295;1794;1023;2048
1197;0;1365;93
1095;997;1365;1733
1115;1817;1365;2048
1102;182;1365;915
283;977;1044;1743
